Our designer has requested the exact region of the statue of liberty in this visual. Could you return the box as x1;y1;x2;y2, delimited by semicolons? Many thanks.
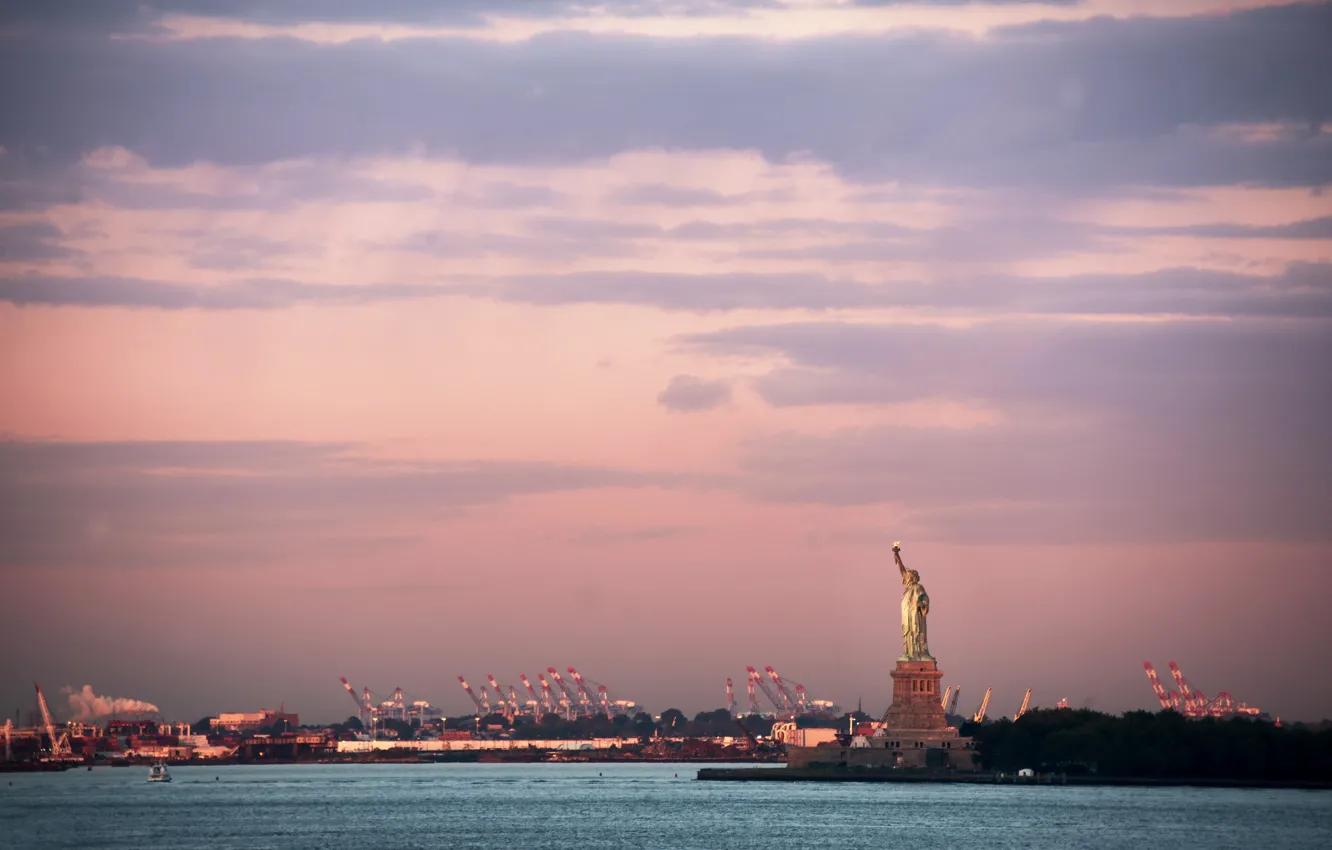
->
893;542;933;661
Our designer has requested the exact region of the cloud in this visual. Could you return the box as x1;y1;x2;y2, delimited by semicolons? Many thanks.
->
610;184;741;207
0;440;702;567
0;0;791;33
6;263;1329;316
0;221;77;261
182;230;302;270
657;374;733;411
682;319;1332;543
0;275;450;309
479;264;1332;317
1;4;1327;192
1115;215;1332;240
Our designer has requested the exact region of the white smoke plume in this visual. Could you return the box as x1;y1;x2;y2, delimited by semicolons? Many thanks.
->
62;685;160;720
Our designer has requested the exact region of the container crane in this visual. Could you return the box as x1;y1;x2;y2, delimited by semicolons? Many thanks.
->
339;677;368;725
479;686;493;715
508;686;522;718
1142;662;1174;710
746;676;760;715
362;687;378;737
1168;662;1204;716
536;674;556;715
486;675;515;720
547;668;580;718
1056;697;1070;709
566;668;600;717
520;674;543;715
34;683;71;757
4;718;13;762
1014;688;1032;721
764;666;800;714
940;685;953;710
457;677;486;715
793;684;809;713
973;687;992;724
947;686;961;715
725;678;737;715
747;667;789;716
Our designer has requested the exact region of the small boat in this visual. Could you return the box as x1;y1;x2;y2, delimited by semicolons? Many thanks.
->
148;762;172;783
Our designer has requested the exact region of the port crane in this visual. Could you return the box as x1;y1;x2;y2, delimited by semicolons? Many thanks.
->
725;678;738;715
764;666;802;715
940;685;952;710
458;677;487;715
547;668;581;719
4;718;13;762
520;674;543;715
745;677;760;715
747;667;790;717
946;686;961;715
1014;688;1032;721
973;687;992;723
339;677;369;726
567;668;603;717
536;674;557;715
34;683;71;758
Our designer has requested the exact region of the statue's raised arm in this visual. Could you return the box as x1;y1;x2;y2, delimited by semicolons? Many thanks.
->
893;541;908;583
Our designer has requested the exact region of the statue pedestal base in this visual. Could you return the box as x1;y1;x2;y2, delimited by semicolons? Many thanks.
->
884;660;951;732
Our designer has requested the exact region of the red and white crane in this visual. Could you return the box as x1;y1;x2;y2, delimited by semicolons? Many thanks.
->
764;666;800;714
745;676;760;715
340;677;368;725
1168;662;1204;716
547;668;580;718
520;674;543;715
458;677;486;715
747;667;789;716
566;668;600;717
536;674;556;715
486;674;515;720
1142;662;1174;710
725;678;737;715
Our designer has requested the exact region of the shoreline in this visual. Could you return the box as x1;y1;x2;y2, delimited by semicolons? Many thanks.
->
695;767;1332;790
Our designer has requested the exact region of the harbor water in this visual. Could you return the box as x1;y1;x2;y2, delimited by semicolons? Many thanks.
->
3;762;1330;850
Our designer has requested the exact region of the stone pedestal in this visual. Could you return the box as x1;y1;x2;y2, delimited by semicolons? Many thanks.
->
884;660;950;731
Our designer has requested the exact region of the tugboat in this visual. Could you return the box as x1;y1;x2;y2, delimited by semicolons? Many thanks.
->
148;762;172;783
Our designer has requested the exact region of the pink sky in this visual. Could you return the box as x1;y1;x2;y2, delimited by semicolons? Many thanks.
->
1;0;1330;724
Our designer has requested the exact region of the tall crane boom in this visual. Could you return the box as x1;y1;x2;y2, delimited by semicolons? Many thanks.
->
566;668;600;717
973;687;992;724
457;677;486;714
547;668;579;717
340;677;366;723
746;676;760;715
940;684;953;710
725;678;737;715
764;666;799;713
1168;662;1204;716
947;686;961;715
1014;688;1032;721
520;674;542;714
536;674;555;715
34;683;71;756
1143;662;1173;710
747;667;788;715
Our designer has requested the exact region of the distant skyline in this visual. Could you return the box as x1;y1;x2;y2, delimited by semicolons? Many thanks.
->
1;0;1330;725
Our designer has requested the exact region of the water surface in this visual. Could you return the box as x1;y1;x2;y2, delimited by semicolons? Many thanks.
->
3;763;1329;849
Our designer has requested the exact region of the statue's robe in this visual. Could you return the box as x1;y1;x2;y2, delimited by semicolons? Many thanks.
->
901;581;931;659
